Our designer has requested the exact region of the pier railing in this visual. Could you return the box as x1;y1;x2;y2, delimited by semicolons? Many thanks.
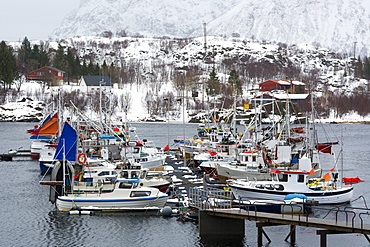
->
189;187;233;210
189;187;370;231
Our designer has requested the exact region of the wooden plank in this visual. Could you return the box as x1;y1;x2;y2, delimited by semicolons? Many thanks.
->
39;181;64;185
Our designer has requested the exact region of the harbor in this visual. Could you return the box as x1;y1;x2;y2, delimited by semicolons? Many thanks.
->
1;121;370;246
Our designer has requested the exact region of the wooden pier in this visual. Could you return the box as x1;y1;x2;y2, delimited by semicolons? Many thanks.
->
199;207;370;247
190;186;370;246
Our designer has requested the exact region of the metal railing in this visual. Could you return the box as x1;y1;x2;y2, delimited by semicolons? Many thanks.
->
189;187;233;210
189;188;370;231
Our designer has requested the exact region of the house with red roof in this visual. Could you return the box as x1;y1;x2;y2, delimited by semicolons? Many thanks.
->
26;66;65;86
258;79;306;94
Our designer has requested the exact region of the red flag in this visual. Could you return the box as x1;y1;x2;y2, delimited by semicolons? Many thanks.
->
329;167;335;172
315;142;339;154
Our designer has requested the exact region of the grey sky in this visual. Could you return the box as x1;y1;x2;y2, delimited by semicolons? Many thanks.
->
0;0;80;42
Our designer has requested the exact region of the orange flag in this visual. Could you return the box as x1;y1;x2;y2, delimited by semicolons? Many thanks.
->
323;173;331;181
309;168;315;175
329;168;335;172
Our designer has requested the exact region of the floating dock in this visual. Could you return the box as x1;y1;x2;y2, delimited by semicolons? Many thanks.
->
0;150;34;161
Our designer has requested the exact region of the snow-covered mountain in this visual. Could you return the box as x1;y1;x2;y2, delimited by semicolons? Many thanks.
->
52;0;370;56
203;0;370;56
52;0;243;38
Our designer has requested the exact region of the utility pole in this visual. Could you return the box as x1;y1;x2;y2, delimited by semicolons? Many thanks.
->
353;41;357;59
203;23;207;57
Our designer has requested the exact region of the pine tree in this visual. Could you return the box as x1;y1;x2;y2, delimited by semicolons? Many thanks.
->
18;37;32;70
354;56;363;78
38;42;50;68
228;68;242;95
207;66;220;96
363;57;370;80
53;44;66;71
0;41;16;89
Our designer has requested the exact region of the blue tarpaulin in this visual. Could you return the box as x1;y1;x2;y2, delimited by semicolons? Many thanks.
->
53;122;77;161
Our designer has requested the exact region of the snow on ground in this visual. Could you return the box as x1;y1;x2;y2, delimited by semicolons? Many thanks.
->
2;80;370;123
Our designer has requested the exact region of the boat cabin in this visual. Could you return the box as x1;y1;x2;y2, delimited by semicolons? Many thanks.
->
254;169;310;192
116;178;153;197
237;151;264;170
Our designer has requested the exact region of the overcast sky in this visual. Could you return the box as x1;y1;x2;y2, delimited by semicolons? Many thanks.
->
0;0;80;42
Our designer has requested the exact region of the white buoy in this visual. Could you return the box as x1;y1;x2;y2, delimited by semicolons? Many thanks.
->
160;206;173;217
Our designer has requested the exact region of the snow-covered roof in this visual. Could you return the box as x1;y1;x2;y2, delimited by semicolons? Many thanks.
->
273;94;309;100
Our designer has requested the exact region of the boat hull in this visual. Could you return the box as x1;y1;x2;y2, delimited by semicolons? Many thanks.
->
230;184;354;204
216;162;270;180
56;193;169;211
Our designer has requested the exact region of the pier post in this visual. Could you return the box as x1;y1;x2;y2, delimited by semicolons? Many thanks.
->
284;225;296;244
199;210;245;241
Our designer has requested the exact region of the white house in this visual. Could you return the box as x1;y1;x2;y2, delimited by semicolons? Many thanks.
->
79;76;112;93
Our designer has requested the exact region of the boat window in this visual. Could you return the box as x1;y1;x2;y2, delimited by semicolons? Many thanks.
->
277;174;288;182
274;184;284;190
265;184;274;190
98;171;110;176
133;147;140;153
120;171;129;178
297;175;305;183
131;171;139;178
84;171;97;174
252;156;256;162
130;191;151;197
119;182;132;189
140;170;147;179
256;184;265;189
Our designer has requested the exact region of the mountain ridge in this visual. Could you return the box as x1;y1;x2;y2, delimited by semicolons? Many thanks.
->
52;0;370;56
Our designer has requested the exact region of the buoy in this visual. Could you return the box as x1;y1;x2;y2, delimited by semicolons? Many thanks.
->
68;210;93;215
160;206;173;217
77;153;87;164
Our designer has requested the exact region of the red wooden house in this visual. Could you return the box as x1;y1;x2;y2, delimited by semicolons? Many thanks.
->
258;79;305;93
26;66;65;86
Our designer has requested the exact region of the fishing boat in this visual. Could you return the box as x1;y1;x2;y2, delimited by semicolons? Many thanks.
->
56;178;169;211
73;158;172;193
44;122;169;211
228;168;353;204
29;112;59;161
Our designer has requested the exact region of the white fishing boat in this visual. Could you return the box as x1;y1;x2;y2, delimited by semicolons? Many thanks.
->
44;122;169;211
215;150;269;180
73;158;172;193
228;168;353;204
56;178;169;211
